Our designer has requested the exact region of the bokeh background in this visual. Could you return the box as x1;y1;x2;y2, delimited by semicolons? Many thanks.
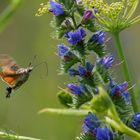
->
0;0;140;140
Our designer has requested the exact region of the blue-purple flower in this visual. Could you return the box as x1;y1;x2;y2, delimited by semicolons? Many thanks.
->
96;127;113;140
82;112;100;135
57;44;74;61
109;79;131;104
68;62;94;77
49;0;64;16
92;31;105;45
131;113;140;130
78;62;94;77
99;55;114;69
58;44;69;56
66;28;86;45
82;112;113;140
68;68;79;76
68;84;86;95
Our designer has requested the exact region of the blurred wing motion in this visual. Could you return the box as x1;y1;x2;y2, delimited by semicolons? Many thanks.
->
0;54;20;86
0;54;33;98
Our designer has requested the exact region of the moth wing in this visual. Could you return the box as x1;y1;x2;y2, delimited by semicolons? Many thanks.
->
0;54;20;74
0;74;19;86
0;54;21;86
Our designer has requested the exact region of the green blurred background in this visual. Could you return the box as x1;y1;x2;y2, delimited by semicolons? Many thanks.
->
0;0;140;140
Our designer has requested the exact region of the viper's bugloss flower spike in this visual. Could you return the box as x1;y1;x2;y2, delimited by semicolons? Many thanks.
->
49;0;64;16
65;28;86;45
98;55;114;69
68;84;86;95
91;31;105;45
38;0;140;139
131;113;140;131
96;127;114;140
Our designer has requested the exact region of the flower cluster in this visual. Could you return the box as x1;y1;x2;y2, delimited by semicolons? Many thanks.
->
82;112;114;140
37;0;140;139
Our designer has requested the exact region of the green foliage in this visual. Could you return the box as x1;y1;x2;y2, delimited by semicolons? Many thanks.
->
72;92;93;109
57;89;73;108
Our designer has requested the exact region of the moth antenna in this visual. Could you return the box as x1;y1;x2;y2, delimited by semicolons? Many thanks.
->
33;61;48;76
28;55;38;67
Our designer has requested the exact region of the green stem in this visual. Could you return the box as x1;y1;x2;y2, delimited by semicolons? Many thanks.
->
107;101;140;139
0;131;41;140
106;116;140;139
113;32;138;112
38;108;90;116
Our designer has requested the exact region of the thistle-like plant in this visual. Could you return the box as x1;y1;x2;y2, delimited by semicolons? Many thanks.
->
37;0;140;139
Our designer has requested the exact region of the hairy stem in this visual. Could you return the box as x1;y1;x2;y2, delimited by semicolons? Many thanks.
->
38;108;90;116
0;131;41;140
113;32;138;112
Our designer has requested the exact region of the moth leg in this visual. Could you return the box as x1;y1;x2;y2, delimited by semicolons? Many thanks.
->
6;87;12;98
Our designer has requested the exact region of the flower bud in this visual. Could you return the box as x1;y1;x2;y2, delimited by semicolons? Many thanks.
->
83;9;94;21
